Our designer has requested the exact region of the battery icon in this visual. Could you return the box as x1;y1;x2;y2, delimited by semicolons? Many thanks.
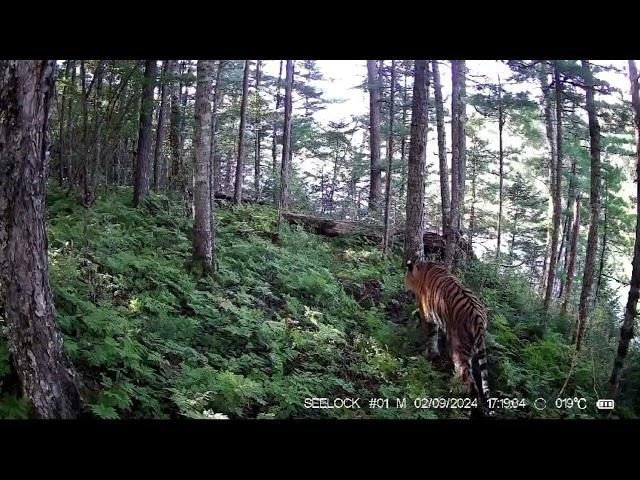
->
596;399;615;410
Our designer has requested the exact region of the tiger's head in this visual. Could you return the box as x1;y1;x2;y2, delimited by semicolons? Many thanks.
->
405;259;426;294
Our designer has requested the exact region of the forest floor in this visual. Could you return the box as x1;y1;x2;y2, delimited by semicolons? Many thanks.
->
0;187;630;419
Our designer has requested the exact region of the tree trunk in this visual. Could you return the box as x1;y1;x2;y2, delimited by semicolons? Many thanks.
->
272;60;283;205
254;60;263;201
211;60;225;196
58;60;71;187
558;156;577;299
445;60;461;268
66;61;76;186
91;66;103;196
457;60;467;229
574;60;601;351
382;60;396;255
404;60;429;263
0;60;81;418
367;60;382;212
609;59;640;397
539;64;557;296
398;67;408;202
543;62;563;314
169;60;181;185
209;60;224;263
277;60;295;232
153;60;170;191
469;155;477;248
432;60;450;236
561;197;581;315
234;60;251;205
192;60;215;273
496;99;505;259
594;186;608;304
133;60;157;207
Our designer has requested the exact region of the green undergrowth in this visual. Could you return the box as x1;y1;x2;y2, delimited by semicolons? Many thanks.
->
0;187;627;419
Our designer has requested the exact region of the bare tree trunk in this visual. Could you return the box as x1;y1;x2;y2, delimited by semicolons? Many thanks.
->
234;60;251;205
404;60;429;263
367;60;382;212
66;60;76;187
153;60;170;191
58;60;71;187
272;60;283;205
432;60;450;236
445;60;461;268
192;60;215;273
470;157;477;249
133;60;157;207
277;60;294;232
254;60;262;201
211;60;225;196
382;60;396;255
561;197;581;315
457;60;467;229
539;63;557;296
496;92;505;259
558;156;577;299
574;60;601;351
209;60;224;263
169;60;181;186
543;62;563;314
594;186;608;304
0;60;81;418
398;67;408;202
609;59;640;396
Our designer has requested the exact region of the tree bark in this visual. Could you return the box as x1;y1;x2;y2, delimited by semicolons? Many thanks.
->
192;60;215;273
432;60;450;237
272;60;283;205
561;197;581;315
543;62;563;314
168;60;181;185
277;60;295;232
254;60;262;201
404;60;429;263
445;60;462;268
367;60;382;212
153;60;170;191
0;60;81;418
58;60;71;187
574;60;601;351
539;63;557;296
496;90;505;259
133;60;157;207
609;59;640;397
594;185;608;304
234;60;251;205
558;156;577;299
457;60;467;228
211;60;225;196
382;60;396;255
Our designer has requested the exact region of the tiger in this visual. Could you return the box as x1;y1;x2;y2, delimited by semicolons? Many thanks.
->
405;259;491;414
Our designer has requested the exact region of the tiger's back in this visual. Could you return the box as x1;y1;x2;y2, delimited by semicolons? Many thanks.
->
405;259;490;408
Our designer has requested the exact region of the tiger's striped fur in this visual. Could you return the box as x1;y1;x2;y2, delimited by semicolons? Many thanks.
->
405;259;491;410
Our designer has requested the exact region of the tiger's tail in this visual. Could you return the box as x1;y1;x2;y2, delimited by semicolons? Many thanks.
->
474;337;491;402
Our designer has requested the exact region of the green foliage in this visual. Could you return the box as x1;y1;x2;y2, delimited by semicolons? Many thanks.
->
0;188;633;419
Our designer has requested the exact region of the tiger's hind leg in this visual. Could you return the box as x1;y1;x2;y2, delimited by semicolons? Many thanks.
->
419;309;440;360
451;346;475;397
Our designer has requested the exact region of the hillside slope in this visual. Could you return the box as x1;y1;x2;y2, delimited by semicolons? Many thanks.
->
0;188;629;419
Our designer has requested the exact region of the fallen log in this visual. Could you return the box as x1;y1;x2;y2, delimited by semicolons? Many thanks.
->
212;194;475;262
281;212;476;261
